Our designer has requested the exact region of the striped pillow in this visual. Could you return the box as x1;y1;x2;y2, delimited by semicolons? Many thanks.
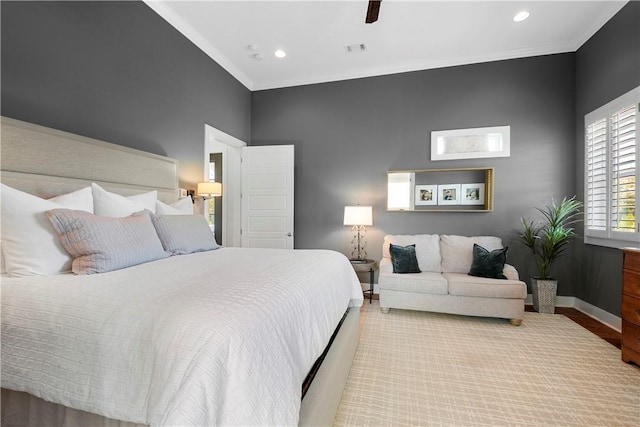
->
46;209;167;274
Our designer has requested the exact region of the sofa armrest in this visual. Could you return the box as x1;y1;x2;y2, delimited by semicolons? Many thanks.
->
503;263;520;281
380;258;393;274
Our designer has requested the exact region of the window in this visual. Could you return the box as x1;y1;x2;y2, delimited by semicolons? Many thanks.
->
585;86;640;248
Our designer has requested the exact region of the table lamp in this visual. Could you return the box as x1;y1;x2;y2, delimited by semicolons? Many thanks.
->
344;205;373;262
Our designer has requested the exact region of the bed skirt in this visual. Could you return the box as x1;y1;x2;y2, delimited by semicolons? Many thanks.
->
1;389;145;427
1;307;360;427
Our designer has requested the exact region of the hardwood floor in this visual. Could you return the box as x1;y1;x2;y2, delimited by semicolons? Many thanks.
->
525;305;621;349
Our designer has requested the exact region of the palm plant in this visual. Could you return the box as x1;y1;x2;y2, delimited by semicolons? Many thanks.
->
518;196;583;280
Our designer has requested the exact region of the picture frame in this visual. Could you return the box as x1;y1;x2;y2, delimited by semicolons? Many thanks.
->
437;184;461;205
431;125;510;161
414;184;438;206
461;183;485;205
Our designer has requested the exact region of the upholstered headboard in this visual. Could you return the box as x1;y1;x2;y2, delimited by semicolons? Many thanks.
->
0;116;179;202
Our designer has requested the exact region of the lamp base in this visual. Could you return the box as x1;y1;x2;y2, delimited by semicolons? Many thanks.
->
350;225;368;262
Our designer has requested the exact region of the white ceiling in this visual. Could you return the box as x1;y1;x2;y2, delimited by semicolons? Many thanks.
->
145;0;628;91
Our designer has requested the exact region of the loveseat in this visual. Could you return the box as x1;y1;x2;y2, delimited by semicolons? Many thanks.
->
378;234;527;325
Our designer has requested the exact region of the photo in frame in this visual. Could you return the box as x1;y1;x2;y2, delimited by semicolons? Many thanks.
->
415;184;438;206
461;183;485;205
437;184;461;205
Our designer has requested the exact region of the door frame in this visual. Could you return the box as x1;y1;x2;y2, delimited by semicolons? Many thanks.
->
204;124;246;247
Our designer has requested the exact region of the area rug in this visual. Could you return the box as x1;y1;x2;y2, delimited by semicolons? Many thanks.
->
334;301;640;426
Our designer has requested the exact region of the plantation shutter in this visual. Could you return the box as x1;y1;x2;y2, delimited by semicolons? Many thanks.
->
584;86;640;248
586;118;608;231
610;104;637;233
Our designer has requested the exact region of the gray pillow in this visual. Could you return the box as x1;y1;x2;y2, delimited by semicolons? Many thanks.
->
389;243;421;274
46;209;167;274
150;213;219;255
468;243;508;280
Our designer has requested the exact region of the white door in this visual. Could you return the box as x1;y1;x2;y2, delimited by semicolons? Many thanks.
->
241;145;294;249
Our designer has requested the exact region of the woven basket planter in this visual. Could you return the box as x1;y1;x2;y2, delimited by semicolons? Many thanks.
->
530;278;558;314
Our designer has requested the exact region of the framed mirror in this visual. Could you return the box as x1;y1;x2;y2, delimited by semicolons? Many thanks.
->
387;167;494;212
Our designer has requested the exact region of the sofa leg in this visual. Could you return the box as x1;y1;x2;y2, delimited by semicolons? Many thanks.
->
381;307;390;314
510;318;523;326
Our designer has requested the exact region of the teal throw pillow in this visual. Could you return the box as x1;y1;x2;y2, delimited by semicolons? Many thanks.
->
468;243;508;279
389;243;421;274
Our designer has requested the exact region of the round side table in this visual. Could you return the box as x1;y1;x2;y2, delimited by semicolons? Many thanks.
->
349;259;378;303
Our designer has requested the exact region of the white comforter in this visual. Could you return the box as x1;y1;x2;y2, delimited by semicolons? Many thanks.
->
1;248;363;426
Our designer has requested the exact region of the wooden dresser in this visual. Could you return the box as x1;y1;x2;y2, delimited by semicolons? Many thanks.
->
621;248;640;365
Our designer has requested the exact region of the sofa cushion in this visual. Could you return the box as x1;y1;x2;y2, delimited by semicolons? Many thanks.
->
440;235;503;273
382;234;441;272
502;264;520;281
444;273;527;299
389;244;421;273
379;271;448;295
468;244;508;279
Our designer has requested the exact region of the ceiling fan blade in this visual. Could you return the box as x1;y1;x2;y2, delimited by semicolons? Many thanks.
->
365;0;381;24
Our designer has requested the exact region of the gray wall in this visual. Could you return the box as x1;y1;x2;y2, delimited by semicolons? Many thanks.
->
1;1;251;188
251;54;577;292
575;1;640;315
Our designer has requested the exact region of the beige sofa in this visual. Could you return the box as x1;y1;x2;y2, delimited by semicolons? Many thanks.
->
378;234;527;325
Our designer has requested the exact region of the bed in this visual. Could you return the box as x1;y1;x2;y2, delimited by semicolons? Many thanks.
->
0;116;363;426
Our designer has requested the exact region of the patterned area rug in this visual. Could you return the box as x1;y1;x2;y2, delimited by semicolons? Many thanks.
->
334;301;640;426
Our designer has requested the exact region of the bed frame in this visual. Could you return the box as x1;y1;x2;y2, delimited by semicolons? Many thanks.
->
0;116;360;426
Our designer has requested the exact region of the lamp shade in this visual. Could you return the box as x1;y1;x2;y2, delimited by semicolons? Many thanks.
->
343;206;373;226
197;182;222;197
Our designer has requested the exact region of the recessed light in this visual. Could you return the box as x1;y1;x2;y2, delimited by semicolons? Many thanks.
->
513;10;530;22
274;49;286;58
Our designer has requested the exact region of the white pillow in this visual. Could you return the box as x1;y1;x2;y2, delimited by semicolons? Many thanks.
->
91;183;157;217
382;234;441;273
0;184;94;276
440;235;504;273
156;197;194;215
1;247;6;275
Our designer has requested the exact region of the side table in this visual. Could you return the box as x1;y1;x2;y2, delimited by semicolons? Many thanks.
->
349;259;378;303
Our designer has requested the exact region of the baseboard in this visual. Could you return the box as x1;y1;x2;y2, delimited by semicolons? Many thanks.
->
526;294;622;332
573;298;622;332
524;294;575;307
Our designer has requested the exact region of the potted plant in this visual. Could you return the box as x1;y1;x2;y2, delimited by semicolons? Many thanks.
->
518;196;582;313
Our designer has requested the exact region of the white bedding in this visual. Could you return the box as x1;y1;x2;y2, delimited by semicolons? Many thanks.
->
1;248;363;426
